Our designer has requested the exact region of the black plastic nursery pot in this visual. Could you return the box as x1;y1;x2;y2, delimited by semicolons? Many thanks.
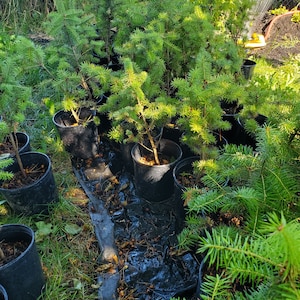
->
11;132;31;155
15;132;31;154
1;132;31;157
131;139;182;202
120;142;135;173
173;156;200;231
173;156;200;195
221;113;245;145
241;59;256;80
223;114;268;149
0;284;8;300
0;224;45;300
0;151;58;216
162;125;195;158
53;108;99;159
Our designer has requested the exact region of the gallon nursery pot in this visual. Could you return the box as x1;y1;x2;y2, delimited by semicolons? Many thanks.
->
0;151;58;215
173;156;200;231
53;108;99;159
241;59;256;80
221;110;268;149
131;139;182;202
0;224;45;300
173;156;200;196
0;132;31;158
13;132;31;154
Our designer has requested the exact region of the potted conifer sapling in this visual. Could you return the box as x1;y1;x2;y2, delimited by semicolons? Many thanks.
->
0;34;58;215
99;58;182;202
42;2;112;159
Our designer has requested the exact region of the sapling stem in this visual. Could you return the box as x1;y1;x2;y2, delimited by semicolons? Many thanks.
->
137;99;161;165
0;247;4;259
9;132;26;178
70;108;80;125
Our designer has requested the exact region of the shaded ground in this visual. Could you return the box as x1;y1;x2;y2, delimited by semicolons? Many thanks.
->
251;11;300;64
73;138;200;300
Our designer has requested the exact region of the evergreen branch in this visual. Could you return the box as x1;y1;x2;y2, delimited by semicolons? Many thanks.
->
200;272;232;300
0;157;14;181
259;212;300;282
186;189;227;214
198;228;283;274
265;167;295;202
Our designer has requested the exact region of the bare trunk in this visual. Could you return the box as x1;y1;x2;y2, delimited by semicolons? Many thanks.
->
9;132;26;178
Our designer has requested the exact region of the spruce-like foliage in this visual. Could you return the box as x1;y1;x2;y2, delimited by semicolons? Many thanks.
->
41;0;111;122
0;157;13;181
196;213;300;299
191;0;255;41
99;57;177;165
77;0;116;62
172;50;246;160
180;125;299;236
115;1;249;98
0;31;43;176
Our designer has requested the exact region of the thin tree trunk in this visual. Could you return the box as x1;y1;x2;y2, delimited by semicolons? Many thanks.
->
9;132;26;178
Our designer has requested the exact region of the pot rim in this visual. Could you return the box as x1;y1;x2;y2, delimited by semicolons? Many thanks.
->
173;156;200;189
131;139;183;168
0;224;35;270
52;108;95;128
0;151;52;192
0;284;8;300
1;132;30;157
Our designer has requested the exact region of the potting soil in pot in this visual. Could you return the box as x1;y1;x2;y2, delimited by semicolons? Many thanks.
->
72;138;199;300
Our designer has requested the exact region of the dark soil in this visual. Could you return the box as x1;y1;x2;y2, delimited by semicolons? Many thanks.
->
176;171;204;189
0;164;46;189
0;138;26;156
0;239;29;266
251;11;300;64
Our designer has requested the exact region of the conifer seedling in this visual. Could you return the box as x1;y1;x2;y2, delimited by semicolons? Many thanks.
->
99;58;177;165
41;0;111;122
0;33;41;177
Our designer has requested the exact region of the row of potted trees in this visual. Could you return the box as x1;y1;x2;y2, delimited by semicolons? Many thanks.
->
0;32;57;298
44;0;260;203
1;0;300;298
